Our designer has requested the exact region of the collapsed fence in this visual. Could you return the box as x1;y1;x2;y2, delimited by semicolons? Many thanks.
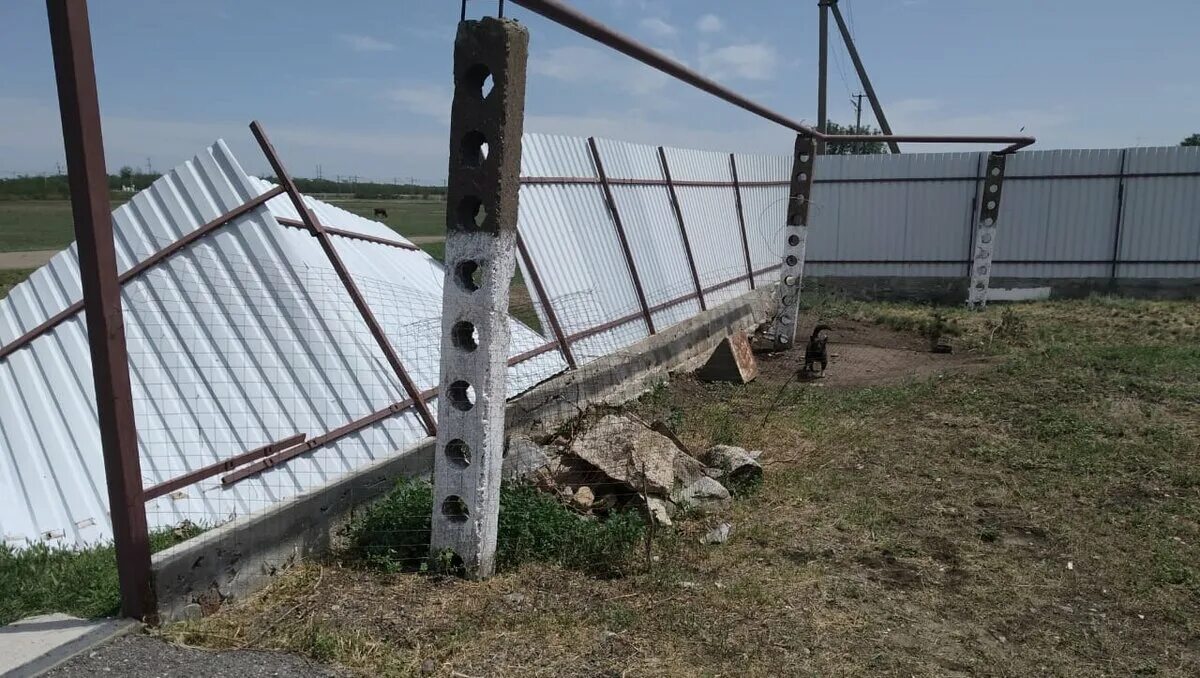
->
20;0;1054;621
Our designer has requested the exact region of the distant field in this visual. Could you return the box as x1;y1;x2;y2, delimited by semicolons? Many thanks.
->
0;269;34;300
0;201;78;252
329;199;446;239
0;198;447;253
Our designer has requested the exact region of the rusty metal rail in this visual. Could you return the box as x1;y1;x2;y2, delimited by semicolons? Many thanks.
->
506;0;1035;153
251;121;438;437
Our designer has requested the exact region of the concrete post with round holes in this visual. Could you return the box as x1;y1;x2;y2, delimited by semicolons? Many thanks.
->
768;135;817;349
967;153;1007;308
430;16;528;578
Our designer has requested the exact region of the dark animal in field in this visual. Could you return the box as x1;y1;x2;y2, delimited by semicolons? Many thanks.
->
804;324;832;373
373;207;389;219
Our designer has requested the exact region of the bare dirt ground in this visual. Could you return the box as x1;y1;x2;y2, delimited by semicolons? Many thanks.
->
159;297;1200;676
0;249;58;270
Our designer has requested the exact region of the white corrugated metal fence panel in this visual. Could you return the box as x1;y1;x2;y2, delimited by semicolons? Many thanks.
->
0;140;564;549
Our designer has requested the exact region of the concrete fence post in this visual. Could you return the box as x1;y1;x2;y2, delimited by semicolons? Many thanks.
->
430;16;529;578
967;153;1007;309
768;134;816;349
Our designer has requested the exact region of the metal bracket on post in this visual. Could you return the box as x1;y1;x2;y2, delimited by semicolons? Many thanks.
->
967;152;1007;309
430;16;529;579
768;135;816;349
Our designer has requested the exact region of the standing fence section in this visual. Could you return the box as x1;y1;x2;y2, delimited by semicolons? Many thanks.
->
804;145;1200;282
516;134;791;366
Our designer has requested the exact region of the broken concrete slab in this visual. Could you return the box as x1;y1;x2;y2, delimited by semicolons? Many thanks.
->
569;414;676;495
503;434;552;481
0;613;137;677
695;330;758;383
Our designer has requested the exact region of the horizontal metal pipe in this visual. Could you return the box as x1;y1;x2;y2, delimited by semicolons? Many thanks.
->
275;217;421;251
508;0;819;137
142;433;305;501
507;0;1035;151
521;169;1200;188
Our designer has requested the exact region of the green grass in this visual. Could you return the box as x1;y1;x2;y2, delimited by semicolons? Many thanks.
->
329;198;446;239
0;201;80;251
0;525;204;625
348;479;645;577
0;268;34;299
0;198;446;253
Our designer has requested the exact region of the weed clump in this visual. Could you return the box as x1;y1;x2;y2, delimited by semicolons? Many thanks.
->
347;479;644;576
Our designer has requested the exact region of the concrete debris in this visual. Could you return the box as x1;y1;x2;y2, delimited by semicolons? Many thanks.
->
703;522;733;545
645;496;673;527
503;434;552;480
569;414;676;495
703;445;764;488
696;331;759;383
673;476;732;514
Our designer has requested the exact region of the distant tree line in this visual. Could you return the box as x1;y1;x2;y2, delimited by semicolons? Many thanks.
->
0;166;447;201
271;177;447;200
1182;134;1200;147
823;121;887;155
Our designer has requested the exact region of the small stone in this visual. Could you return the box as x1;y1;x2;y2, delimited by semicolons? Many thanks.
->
420;658;437;674
572;486;595;511
1066;561;1074;570
702;445;764;489
678;581;699;589
646;496;673;526
503;592;526;606
674;477;732;514
703;522;733;545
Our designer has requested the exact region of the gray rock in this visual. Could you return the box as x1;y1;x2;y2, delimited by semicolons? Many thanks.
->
673;476;732;514
703;522;733;545
503;434;551;480
569;414;676;495
645;496;673;526
703;445;764;488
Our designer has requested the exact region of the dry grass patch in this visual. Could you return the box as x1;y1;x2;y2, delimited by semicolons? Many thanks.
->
166;296;1200;676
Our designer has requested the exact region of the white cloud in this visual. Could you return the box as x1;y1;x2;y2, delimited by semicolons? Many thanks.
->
387;85;452;119
638;17;678;39
338;34;396;53
699;43;778;81
696;14;724;33
531;45;670;97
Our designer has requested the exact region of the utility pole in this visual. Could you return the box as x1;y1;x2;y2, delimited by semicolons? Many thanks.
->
828;0;900;153
851;92;865;130
817;0;831;153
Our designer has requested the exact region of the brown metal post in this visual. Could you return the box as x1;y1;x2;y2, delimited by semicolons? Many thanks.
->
516;234;576;369
250;121;437;436
829;0;900;153
729;153;756;289
589;136;656;335
46;0;153;620
659;146;705;311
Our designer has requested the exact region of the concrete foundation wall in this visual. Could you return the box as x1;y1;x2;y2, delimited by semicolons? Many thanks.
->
809;276;1200;304
151;287;775;622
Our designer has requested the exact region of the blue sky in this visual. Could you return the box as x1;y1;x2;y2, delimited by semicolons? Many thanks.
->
1;0;1197;183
